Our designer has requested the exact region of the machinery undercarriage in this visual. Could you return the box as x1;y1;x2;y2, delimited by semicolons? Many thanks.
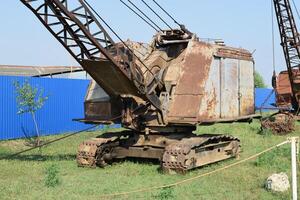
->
77;129;240;173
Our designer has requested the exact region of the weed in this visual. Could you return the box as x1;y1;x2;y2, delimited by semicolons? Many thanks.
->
154;187;175;200
258;127;274;136
44;164;60;187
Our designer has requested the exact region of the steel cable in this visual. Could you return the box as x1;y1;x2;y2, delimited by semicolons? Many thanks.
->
0;124;99;160
120;0;160;32
126;0;163;32
152;0;181;27
271;0;276;73
0;101;150;161
141;0;173;30
82;0;157;79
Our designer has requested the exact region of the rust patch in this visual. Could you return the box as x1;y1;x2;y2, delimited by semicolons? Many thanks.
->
168;95;201;119
168;40;214;120
175;41;213;95
276;71;292;107
215;47;253;61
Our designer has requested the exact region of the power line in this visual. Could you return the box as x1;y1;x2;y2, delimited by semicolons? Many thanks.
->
152;0;181;27
126;0;163;32
141;0;173;30
120;0;159;32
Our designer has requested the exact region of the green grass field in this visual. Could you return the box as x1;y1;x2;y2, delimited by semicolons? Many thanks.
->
0;120;299;200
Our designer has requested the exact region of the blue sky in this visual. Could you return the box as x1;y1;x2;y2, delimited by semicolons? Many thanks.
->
1;1;300;87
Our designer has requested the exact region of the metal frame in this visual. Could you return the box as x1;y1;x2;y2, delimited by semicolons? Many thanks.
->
21;0;162;110
274;0;300;110
21;0;125;71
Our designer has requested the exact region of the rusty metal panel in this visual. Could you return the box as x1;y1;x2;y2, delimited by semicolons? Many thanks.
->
220;58;239;118
175;42;213;95
82;60;140;97
239;60;255;115
168;95;201;119
85;102;112;119
168;41;255;123
168;41;214;121
276;71;292;106
198;57;221;119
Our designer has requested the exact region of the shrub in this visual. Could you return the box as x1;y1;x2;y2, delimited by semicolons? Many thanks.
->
154;187;175;200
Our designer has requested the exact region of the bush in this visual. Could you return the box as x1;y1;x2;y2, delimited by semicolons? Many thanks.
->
44;164;60;187
254;71;267;88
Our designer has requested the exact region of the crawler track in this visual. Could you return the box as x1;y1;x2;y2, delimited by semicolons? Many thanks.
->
77;131;240;173
77;132;131;167
161;135;240;173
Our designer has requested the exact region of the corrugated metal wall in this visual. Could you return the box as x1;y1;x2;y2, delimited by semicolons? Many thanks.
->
0;75;275;140
0;76;92;140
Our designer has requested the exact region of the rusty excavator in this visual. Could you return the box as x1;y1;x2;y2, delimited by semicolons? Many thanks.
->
262;0;300;134
20;0;258;173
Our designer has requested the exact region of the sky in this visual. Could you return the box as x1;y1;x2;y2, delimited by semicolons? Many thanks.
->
1;0;300;87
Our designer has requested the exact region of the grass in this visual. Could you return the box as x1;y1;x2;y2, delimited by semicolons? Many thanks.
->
0;120;299;200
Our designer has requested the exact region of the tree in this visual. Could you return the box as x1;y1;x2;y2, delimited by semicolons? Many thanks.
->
14;80;48;146
254;71;267;88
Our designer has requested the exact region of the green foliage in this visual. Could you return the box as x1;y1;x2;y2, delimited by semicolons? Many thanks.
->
14;80;48;146
44;164;60;188
13;79;48;115
154;187;175;200
254;71;267;88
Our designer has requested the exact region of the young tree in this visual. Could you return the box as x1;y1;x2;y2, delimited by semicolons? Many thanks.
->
14;80;48;146
254;71;267;88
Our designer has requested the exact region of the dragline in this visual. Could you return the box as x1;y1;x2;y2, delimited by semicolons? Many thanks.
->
262;0;300;133
21;0;258;173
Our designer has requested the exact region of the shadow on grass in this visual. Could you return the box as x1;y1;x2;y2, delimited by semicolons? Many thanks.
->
0;153;76;162
118;157;160;166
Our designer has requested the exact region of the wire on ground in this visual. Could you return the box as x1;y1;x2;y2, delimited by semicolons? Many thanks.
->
99;140;290;198
0;124;99;160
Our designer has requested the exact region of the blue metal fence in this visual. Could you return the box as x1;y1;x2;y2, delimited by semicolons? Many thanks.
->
0;75;276;140
0;76;92;140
